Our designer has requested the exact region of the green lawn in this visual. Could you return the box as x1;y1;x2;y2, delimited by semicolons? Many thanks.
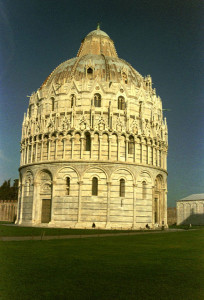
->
0;230;204;300
0;224;146;237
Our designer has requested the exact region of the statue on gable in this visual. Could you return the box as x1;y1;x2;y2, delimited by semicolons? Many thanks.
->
47;117;55;132
61;116;70;131
131;119;138;134
116;117;123;132
97;116;106;131
145;120;151;137
79;115;88;131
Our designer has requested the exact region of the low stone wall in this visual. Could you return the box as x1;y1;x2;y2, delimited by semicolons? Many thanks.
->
167;207;177;225
0;200;18;222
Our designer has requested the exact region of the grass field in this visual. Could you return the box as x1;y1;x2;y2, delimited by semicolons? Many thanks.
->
0;229;204;300
0;224;145;237
1;223;203;238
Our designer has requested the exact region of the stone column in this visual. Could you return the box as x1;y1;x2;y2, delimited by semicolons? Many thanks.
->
133;183;137;228
99;135;102;160
147;143;150;165
15;184;22;224
77;181;83;223
106;182;111;227
19;183;25;224
157;148;160;167
48;139;51;161
40;140;43;161
55;138;58;160
140;142;143;164
34;140;38;162
163;188;168;227
50;180;56;225
152;186;155;226
20;147;24;165
63;138;66;159
90;136;94;159
154;147;157;166
80;137;84;159
125;138;128;161
31;143;34;163
23;148;25;165
71;137;74;159
108;136;112;160
31;181;38;224
134;141;137;163
26;143;29;164
117;137;121;161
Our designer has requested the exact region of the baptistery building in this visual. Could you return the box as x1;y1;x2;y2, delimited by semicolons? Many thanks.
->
16;26;168;229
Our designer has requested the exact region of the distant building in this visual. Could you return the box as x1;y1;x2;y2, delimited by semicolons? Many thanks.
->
167;207;176;225
0;200;17;222
16;26;168;229
177;194;204;225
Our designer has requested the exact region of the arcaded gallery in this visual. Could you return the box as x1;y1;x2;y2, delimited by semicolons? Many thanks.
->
16;26;168;229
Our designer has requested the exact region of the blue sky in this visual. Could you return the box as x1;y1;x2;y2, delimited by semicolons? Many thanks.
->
0;0;203;206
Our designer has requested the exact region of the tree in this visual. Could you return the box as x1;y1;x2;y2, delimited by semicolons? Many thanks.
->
0;179;19;200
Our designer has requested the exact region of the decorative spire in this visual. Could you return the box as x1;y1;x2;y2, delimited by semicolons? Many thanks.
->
97;22;100;30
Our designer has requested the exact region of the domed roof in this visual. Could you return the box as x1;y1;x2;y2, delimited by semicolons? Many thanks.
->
86;28;109;38
41;27;142;89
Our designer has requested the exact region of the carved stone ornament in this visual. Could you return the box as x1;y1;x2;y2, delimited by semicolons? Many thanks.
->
131;119;138;134
116;117;123;132
61;116;70;131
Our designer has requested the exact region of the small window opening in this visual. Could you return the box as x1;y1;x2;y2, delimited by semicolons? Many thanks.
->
66;177;70;195
87;67;93;74
92;177;98;196
120;179;125;197
87;67;93;79
118;96;125;110
71;94;75;108
85;132;91;151
94;93;101;107
128;136;134;154
142;181;147;199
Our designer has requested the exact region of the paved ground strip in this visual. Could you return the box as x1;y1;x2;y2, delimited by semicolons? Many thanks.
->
0;229;188;241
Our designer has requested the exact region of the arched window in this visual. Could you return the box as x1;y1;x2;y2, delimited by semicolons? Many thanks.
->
51;98;55;111
87;67;93;80
128;136;134;154
92;177;98;196
71;94;76;108
118;96;125;110
120;179;125;197
85;132;91;151
142;181;147;199
94;93;101;107
66;177;70;195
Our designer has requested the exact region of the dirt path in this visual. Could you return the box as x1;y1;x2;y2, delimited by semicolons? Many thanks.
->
0;229;187;241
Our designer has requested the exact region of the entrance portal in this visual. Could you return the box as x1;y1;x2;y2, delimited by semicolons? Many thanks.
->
41;199;51;223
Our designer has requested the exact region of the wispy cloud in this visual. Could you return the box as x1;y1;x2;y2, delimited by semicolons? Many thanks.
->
0;149;11;162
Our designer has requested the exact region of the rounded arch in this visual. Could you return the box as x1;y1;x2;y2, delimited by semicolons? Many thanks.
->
155;174;164;189
137;170;153;186
35;168;53;183
82;166;108;181
111;167;135;183
93;130;100;135
22;169;34;184
57;166;80;180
